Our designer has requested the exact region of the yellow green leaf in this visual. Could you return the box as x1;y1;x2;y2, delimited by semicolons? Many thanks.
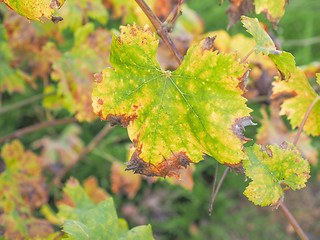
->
268;51;295;79
50;23;112;121
92;24;253;178
272;68;320;136
241;16;296;79
254;0;288;25
3;0;66;21
241;16;278;55
243;143;310;206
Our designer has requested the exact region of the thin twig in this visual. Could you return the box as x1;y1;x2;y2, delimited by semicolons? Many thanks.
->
164;0;185;28
135;0;183;64
0;93;53;116
208;167;229;215
293;95;319;146
240;48;255;64
51;124;113;187
208;162;219;215
0;118;78;145
278;203;309;240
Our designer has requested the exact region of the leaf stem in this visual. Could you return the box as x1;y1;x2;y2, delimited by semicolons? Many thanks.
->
208;166;229;215
0;93;52;116
0;118;78;144
240;48;255;64
135;0;183;64
293;95;319;146
278;203;309;240
208;162;219;215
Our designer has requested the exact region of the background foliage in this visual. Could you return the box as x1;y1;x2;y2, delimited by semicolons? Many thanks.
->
0;0;320;239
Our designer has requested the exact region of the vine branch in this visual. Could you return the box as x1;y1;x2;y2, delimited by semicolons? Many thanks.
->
278;203;309;240
135;0;183;64
0;118;78;144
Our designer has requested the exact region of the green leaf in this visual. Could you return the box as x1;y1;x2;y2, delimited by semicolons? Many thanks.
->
241;16;279;55
272;68;320;136
119;225;154;240
243;143;310;206
92;24;253;178
59;179;154;240
268;51;296;79
254;0;287;25
3;0;65;21
241;16;296;79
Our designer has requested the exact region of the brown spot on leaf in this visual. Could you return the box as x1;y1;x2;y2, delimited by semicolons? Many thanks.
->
125;150;159;177
238;68;251;91
226;162;246;176
97;110;106;120
201;36;217;52
51;16;63;24
94;72;103;83
231;116;256;142
125;150;193;179
107;113;137;127
98;99;103;105
260;145;273;157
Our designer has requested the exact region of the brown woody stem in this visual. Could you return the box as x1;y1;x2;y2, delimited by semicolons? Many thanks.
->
293;95;319;146
135;0;183;64
208;166;229;215
278;203;309;240
0;118;78;144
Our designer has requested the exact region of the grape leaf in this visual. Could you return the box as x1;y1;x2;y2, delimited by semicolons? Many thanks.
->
256;103;318;166
50;23;112;121
58;178;154;240
254;0;288;26
268;51;295;79
241;16;279;55
241;16;295;79
3;0;65;21
83;176;109;204
243;142;310;206
92;24;253;178
271;68;320;136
